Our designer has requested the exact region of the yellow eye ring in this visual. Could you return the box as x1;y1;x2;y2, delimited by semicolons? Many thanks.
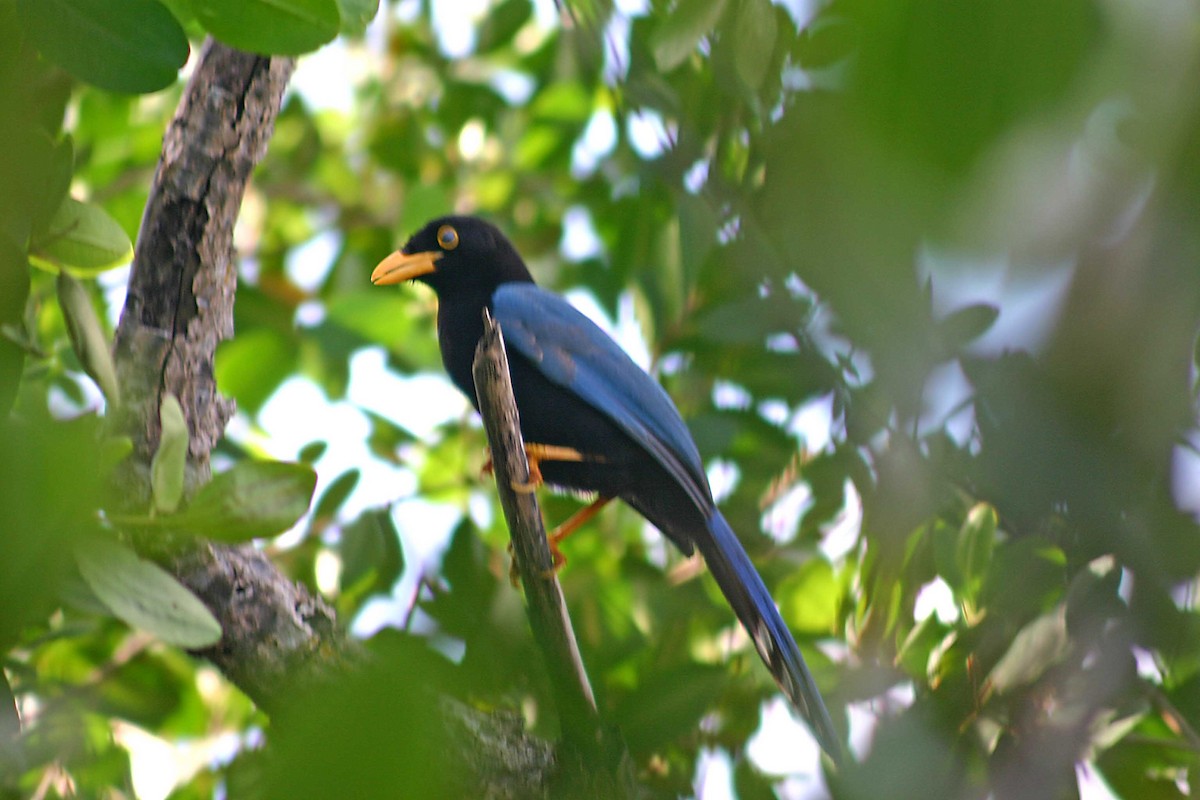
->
437;225;459;250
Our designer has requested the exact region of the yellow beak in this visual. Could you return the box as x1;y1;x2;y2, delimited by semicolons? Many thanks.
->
370;250;443;286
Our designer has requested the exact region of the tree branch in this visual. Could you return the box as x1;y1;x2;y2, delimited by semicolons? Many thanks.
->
110;39;350;712
107;39;562;796
472;312;637;798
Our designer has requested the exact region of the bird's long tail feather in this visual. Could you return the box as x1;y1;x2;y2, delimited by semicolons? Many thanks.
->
698;512;843;762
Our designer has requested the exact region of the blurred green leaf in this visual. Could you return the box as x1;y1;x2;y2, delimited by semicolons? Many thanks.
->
651;0;728;72
175;460;317;542
196;0;339;55
312;468;360;521
339;508;403;603
335;0;377;35
75;538;222;648
56;270;120;405
732;0;777;91
0;234;30;416
32;197;133;274
938;303;999;352
214;328;298;413
778;557;838;634
612;664;731;754
262;635;456;799
986;607;1068;695
16;0;188;93
298;440;328;464
150;394;188;514
956;502;996;600
475;0;531;54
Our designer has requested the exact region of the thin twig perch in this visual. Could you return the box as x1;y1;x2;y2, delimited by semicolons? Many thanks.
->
471;310;600;742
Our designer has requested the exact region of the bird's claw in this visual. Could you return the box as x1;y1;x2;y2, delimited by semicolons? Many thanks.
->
506;538;567;587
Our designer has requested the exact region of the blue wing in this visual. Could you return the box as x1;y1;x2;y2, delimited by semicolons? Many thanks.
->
493;283;712;513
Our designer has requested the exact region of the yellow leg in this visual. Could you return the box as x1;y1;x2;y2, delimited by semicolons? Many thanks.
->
511;443;587;493
506;495;614;586
546;495;613;566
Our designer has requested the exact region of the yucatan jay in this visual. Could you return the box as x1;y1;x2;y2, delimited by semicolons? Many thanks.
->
372;215;841;761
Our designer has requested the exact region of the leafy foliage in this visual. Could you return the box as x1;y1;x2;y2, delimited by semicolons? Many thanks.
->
4;0;1200;798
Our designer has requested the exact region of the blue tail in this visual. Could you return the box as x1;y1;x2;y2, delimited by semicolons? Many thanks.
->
698;512;843;762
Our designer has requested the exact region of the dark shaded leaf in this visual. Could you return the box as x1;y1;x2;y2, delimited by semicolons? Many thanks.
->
196;0;339;56
938;303;999;352
339;508;404;600
17;0;188;93
312;468;360;521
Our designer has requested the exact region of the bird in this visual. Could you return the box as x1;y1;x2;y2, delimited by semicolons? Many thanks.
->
372;215;842;762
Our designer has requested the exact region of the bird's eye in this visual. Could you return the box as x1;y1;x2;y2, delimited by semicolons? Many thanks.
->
437;225;459;250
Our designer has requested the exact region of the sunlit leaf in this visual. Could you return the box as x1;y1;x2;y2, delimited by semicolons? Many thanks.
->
778;557;838;634
151;394;189;514
956;502;996;600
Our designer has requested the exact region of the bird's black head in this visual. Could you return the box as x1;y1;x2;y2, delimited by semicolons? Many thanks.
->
371;215;534;296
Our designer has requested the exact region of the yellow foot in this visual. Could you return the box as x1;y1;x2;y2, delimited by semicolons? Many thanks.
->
511;443;587;493
504;496;611;585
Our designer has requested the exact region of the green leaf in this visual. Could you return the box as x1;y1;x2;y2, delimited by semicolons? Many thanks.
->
335;0;377;35
339;508;403;601
16;0;188;93
214;328;298;413
777;557;838;634
475;0;531;54
312;468;359;521
75;539;222;648
956;502;996;599
195;0;340;55
795;14;857;70
176;460;317;542
733;0;777;91
150;394;189;514
896;615;951;679
987;606;1069;695
651;0;728;72
298;440;328;464
32;197;133;275
56;270;121;405
938;302;1000;351
612;664;731;753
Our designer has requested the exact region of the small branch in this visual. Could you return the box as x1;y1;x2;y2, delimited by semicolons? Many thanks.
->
471;312;599;736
